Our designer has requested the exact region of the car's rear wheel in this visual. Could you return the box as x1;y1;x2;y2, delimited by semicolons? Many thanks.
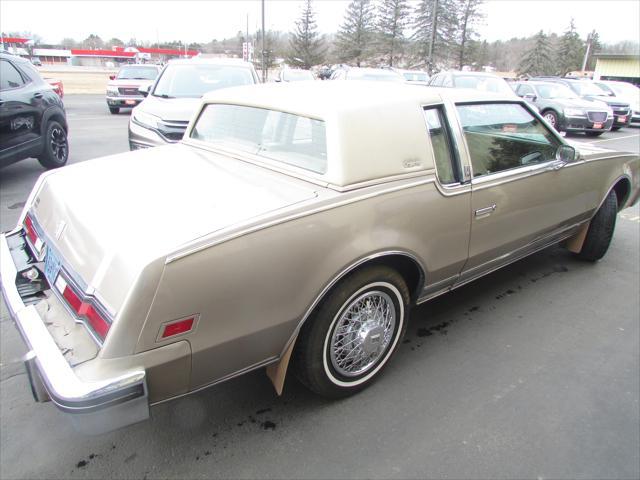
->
585;131;604;137
294;265;409;398
542;110;559;130
611;126;622;131
575;190;617;262
109;107;120;114
37;120;68;169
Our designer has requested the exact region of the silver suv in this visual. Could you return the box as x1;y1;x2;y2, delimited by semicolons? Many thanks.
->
106;64;161;114
128;58;259;150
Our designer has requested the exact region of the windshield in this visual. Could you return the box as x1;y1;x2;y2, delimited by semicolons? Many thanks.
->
606;82;640;97
536;83;579;99
347;69;403;82
153;64;255;98
453;75;513;94
403;72;429;82
570;81;608;96
283;70;314;81
117;66;159;80
190;104;327;174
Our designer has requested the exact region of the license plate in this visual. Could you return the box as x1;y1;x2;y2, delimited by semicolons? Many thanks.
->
593;122;603;129
125;99;137;105
44;247;61;285
617;116;627;123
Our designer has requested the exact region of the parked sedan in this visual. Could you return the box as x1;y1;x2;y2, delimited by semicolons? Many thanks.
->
529;77;632;131
128;58;259;150
515;81;613;135
429;71;516;96
593;80;640;126
2;82;638;434
330;67;404;82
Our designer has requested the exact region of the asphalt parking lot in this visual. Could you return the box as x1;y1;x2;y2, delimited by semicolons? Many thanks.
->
1;95;639;479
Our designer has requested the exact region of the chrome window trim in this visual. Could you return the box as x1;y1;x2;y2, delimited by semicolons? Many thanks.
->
421;103;463;187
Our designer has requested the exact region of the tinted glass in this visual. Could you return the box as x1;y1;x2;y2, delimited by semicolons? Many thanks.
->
283;70;314;81
517;84;535;96
570;81;608;96
191;104;327;174
117;66;160;80
153;64;254;98
347;69;403;82
0;60;25;90
536;83;578;99
457;103;560;177
424;107;457;184
453;75;512;94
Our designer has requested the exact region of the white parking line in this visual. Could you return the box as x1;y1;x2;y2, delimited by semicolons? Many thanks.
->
589;133;640;143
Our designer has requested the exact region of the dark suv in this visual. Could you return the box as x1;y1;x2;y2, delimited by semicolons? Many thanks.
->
529;77;631;131
0;52;69;169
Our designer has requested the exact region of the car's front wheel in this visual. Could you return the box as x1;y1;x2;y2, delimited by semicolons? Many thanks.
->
294;265;409;398
542;110;559;130
37;120;68;169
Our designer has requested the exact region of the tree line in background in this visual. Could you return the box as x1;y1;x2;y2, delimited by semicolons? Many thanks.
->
5;0;639;75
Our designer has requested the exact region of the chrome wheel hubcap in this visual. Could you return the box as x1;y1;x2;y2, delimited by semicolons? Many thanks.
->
50;127;67;161
329;290;396;377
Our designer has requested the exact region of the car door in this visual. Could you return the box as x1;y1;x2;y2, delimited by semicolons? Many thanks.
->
455;101;591;283
0;58;42;158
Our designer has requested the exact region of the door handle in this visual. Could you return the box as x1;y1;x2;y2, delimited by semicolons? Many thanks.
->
475;204;497;218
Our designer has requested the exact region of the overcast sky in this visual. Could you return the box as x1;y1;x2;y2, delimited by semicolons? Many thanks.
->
1;0;638;45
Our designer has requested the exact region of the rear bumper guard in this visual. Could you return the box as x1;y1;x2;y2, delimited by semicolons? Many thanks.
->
0;230;149;434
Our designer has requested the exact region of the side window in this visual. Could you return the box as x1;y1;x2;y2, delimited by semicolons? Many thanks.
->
423;106;459;185
456;102;561;178
516;84;534;97
0;60;26;90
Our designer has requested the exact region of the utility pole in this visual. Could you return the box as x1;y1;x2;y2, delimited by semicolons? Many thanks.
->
427;0;438;74
261;0;266;82
581;34;591;72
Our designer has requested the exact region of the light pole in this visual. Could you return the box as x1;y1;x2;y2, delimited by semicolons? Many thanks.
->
261;0;266;82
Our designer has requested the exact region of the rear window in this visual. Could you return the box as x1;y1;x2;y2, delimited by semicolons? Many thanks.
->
190;104;328;174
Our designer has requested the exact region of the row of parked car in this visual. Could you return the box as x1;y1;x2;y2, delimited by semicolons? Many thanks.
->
1;49;638;172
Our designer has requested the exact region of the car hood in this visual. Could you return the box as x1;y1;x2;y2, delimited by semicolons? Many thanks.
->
30;144;319;311
136;95;202;122
108;78;156;88
552;97;608;110
582;94;629;107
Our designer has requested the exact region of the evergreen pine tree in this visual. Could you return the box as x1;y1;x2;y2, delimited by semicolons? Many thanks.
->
455;0;485;69
556;19;585;74
518;30;555;76
335;0;376;66
376;0;410;67
287;0;326;69
412;0;459;71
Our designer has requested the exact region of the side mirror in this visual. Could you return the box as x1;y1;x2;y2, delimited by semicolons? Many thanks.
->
556;144;577;164
523;93;537;102
138;85;151;97
109;75;116;80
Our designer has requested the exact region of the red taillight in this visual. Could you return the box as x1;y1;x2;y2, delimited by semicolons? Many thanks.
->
55;274;112;341
161;317;195;339
81;304;111;339
24;216;38;244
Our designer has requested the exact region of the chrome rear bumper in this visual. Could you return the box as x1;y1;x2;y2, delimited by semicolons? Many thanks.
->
0;230;149;434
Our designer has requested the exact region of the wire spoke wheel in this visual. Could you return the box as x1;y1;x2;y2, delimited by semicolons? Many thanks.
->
329;290;396;377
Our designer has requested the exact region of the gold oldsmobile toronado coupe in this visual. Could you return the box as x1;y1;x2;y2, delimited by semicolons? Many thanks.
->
1;82;638;434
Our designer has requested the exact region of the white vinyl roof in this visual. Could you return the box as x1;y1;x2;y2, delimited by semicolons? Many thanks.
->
194;81;514;188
